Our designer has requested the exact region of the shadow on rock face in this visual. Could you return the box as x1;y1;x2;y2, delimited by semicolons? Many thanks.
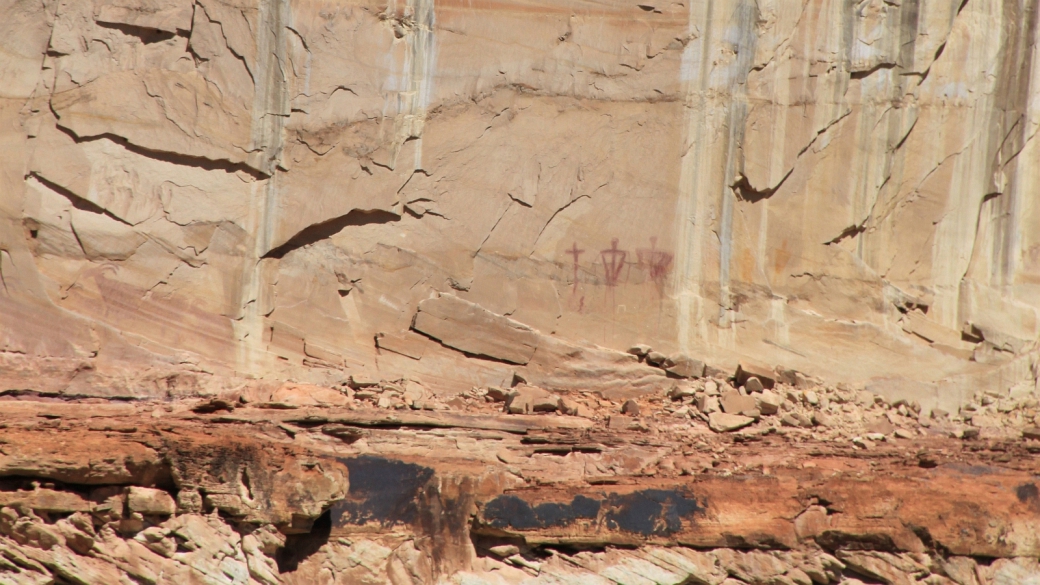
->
277;510;332;573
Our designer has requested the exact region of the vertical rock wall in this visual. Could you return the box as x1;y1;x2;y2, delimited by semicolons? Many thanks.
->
0;0;1038;401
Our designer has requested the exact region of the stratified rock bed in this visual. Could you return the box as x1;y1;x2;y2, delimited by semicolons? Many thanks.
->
2;362;1039;584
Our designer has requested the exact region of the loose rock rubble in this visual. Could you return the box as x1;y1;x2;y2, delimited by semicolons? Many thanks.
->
2;351;1039;584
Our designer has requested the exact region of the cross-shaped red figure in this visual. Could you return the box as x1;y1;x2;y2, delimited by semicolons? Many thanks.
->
566;242;585;292
601;238;628;287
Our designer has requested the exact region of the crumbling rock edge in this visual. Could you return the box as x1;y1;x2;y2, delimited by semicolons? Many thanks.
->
1;368;1038;583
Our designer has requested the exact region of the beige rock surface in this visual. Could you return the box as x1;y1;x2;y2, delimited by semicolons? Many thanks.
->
2;0;1039;408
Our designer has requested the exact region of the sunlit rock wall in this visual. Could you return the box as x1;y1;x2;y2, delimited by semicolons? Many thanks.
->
1;0;1038;402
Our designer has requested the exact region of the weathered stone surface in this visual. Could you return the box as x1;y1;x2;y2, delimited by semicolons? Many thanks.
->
413;294;539;365
51;70;255;170
505;384;558;414
126;487;176;516
665;354;706;379
720;390;757;415
3;0;1040;582
696;394;721;415
0;393;1036;583
756;390;783;415
94;0;194;33
3;0;1040;418
708;412;755;433
744;377;764;393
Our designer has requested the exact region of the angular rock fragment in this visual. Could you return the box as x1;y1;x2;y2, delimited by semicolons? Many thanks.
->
812;412;836;427
756;390;783;415
486;386;510;402
664;354;706;379
646;351;667;366
709;412;754;432
621;399;640;416
744;376;764;393
736;363;776;389
505;384;558;414
696;394;720;414
628;345;651;357
720;390;756;415
126;487;176;516
669;384;698;399
782;413;813;428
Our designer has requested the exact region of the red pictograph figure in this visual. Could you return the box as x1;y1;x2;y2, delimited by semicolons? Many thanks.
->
566;242;585;293
601;238;628;287
637;236;673;293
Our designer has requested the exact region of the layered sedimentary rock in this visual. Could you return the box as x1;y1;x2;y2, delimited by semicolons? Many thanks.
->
1;380;1039;583
2;0;1040;582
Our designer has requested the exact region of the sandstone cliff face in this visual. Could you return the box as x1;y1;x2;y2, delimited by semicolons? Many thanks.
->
1;0;1039;403
5;2;1040;583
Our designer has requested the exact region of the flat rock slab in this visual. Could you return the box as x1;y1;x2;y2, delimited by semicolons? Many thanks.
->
708;412;754;432
412;293;540;365
720;391;756;415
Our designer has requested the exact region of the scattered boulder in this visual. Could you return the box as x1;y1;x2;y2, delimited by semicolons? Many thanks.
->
866;418;896;435
720;390;756;415
756;390;783;415
628;344;652;357
664;354;706;379
735;362;776;389
1022;427;1040;440
485;386;510;402
669;384;698;399
744;376;764;393
401;381;426;408
812;412;836;427
708;412;755;432
348;374;380;389
126;487;176;516
958;427;980;440
505;384;558;414
695;394;720;414
646;351;668;366
621;400;641;416
782;413;813;428
704;380;720;396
